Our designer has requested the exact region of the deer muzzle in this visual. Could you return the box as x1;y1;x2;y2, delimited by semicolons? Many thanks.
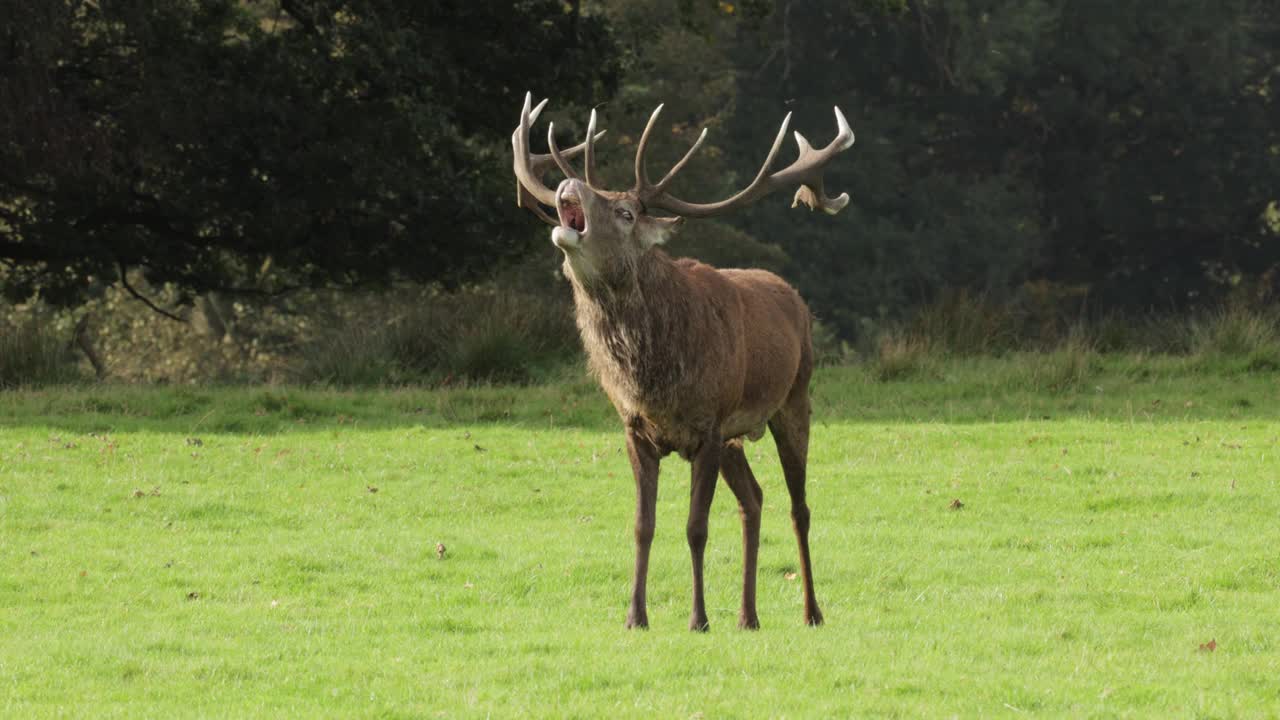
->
553;179;587;250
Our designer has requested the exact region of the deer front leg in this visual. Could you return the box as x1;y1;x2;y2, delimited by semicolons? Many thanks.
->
625;427;660;629
686;431;721;632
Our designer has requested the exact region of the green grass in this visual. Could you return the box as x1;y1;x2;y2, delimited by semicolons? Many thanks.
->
2;357;1279;716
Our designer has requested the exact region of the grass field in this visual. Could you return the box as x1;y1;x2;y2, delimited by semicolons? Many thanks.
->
2;357;1278;717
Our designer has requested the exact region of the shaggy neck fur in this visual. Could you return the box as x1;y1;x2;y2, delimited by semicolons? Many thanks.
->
566;249;697;423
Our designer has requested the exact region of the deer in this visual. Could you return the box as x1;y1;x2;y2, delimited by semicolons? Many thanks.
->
511;93;854;631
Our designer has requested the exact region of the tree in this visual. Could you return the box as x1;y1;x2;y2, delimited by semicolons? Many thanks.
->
725;0;1279;336
0;0;620;305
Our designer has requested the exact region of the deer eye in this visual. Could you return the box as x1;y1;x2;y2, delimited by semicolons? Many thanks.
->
616;208;635;223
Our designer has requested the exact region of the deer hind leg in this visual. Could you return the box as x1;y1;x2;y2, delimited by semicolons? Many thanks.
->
625;426;661;629
768;391;823;626
720;442;763;630
686;430;721;632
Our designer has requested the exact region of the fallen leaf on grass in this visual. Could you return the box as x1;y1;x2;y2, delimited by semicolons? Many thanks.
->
474;444;487;453
784;572;798;581
366;485;378;494
949;498;965;510
436;543;447;559
186;591;200;601
1198;639;1217;653
185;437;203;447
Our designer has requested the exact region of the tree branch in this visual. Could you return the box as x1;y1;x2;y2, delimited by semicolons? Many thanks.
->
279;0;321;35
74;314;107;379
117;261;186;323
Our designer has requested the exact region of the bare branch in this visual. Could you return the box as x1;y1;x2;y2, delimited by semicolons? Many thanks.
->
117;262;185;323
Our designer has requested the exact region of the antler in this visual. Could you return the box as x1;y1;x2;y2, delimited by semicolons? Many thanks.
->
634;105;855;218
512;92;606;225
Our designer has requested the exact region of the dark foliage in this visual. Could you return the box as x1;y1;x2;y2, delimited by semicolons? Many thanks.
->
0;0;619;303
2;0;1277;343
729;0;1280;336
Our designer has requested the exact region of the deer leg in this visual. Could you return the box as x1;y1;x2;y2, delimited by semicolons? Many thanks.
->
625;426;661;629
720;443;763;630
768;392;823;626
686;432;721;632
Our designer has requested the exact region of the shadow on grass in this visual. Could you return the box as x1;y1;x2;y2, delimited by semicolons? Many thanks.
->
1;358;1277;435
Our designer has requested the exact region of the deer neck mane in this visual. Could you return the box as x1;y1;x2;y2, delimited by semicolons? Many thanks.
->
568;249;693;415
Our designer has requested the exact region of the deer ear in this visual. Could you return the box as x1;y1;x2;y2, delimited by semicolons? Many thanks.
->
638;216;684;249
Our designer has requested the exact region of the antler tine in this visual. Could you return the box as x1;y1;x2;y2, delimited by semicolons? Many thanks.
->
749;113;792;187
634;104;665;190
641;112;791;216
584;108;599;187
642;106;855;219
512;93;605;225
785;106;855;214
546;122;581;181
512;92;558;209
652;127;709;194
529;96;549;125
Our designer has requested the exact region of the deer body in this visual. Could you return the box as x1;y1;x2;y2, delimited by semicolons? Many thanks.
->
571;250;810;457
512;94;852;629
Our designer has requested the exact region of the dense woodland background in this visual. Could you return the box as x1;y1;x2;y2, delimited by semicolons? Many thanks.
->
2;0;1279;384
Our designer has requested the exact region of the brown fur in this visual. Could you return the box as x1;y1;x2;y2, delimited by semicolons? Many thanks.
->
573;250;810;458
552;179;824;630
513;95;851;630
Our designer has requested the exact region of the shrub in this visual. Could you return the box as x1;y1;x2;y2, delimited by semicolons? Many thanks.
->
908;289;1018;356
873;332;936;382
1031;326;1099;391
0;318;80;387
295;321;398;386
811;318;852;366
1186;304;1278;358
298;288;580;385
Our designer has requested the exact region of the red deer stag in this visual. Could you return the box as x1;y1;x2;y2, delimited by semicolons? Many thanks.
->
511;93;854;630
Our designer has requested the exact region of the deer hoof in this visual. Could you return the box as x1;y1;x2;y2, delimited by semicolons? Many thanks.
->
805;608;824;626
738;613;760;630
689;617;710;632
626;611;649;630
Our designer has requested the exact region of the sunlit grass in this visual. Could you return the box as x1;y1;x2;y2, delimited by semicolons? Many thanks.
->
2;359;1278;716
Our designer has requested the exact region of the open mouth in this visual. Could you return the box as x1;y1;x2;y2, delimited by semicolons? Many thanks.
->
558;188;587;234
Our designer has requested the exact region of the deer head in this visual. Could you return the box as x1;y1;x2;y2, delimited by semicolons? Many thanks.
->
512;93;855;286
